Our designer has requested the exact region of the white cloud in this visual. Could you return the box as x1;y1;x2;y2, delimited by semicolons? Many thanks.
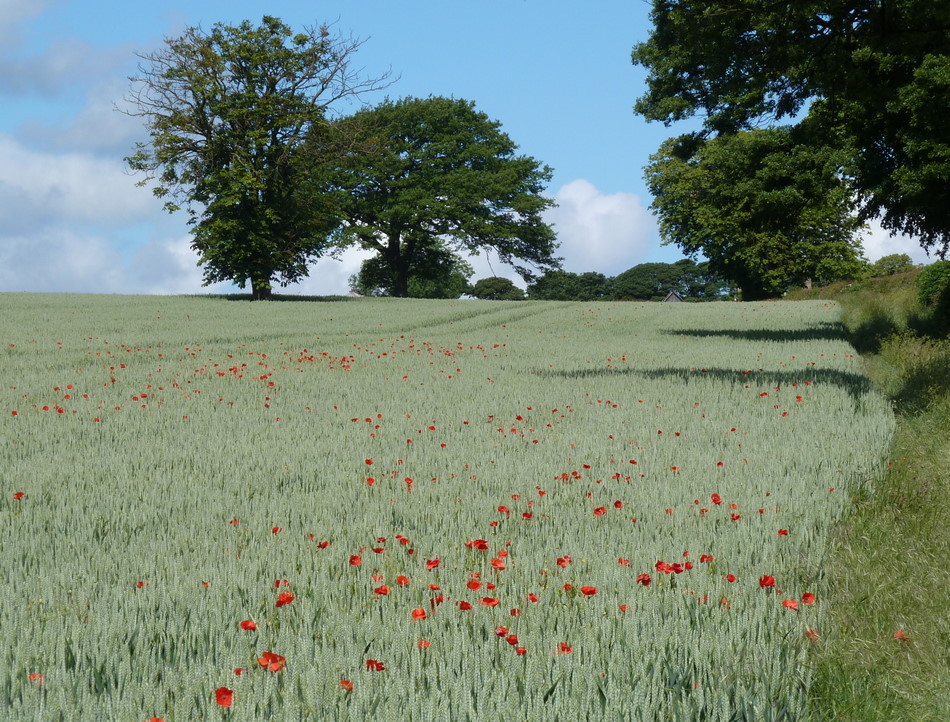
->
0;132;158;232
544;179;654;276
861;217;933;265
0;0;49;46
0;229;126;293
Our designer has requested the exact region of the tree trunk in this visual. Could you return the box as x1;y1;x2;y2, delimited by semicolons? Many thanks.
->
386;233;412;298
251;276;273;301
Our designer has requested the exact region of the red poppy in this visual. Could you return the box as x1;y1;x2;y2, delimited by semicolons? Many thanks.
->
411;608;427;620
726;574;737;583
805;629;819;642
515;646;527;655
28;673;43;685
613;500;623;509
802;592;815;604
418;639;431;649
894;630;908;641
233;668;245;676
522;512;533;520
396;575;410;586
759;575;776;588
555;642;573;655
699;554;714;563
490;558;506;570
556;556;571;568
777;529;789;536
374;585;390;595
13;492;24;501
316;540;330;549
340;679;354;691
480;597;500;607
618;558;630;566
457;601;472;610
228;518;239;526
239;620;257;631
580;586;597;597
425;558;441;571
619;603;628;613
636;573;651;586
782;599;799;611
275;591;295;607
365;659;385;671
526;592;539;603
506;634;519;645
711;493;722;505
465;539;489;551
349;555;362;566
258;651;286;672
215;686;234;708
495;626;509;636
593;507;607;516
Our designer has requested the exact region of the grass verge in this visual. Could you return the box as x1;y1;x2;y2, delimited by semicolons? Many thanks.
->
792;271;950;720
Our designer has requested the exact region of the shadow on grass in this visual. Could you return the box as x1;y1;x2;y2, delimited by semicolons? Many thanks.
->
662;322;847;344
207;294;359;303
535;365;874;399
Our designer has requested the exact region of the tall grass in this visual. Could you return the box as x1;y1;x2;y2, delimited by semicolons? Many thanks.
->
794;271;950;720
0;294;893;720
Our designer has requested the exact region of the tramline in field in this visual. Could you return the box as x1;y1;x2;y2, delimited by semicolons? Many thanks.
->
0;294;892;720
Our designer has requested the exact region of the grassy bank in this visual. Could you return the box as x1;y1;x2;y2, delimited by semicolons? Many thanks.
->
790;271;950;720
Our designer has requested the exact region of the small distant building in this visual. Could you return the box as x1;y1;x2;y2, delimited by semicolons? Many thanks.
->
663;290;685;303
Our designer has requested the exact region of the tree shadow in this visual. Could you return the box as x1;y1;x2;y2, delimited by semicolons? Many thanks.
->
663;322;847;343
210;293;359;303
534;365;875;400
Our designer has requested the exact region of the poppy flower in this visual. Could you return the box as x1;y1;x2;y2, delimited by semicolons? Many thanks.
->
411;608;427;620
802;592;815;604
365;659;385;671
515;646;527;655
271;526;282;534
233;668;245;676
593;507;607;516
239;620;257;631
374;585;390;596
580;586;597;597
396;575;410;586
495;626;509;636
340;679;354;691
777;529;789;536
636;573;651;586
506;634;519;645
526;593;539;603
805;629;820;642
490;558;506;570
618;558;630;566
782;599;799;611
258;651;286;672
613;500;623;509
711;493;722;505
556;556;571;568
349;555;362;566
465;539;489;551
13;492;24;501
457;601;472;611
425;558;440;571
418;639;431;649
275;591;295;607
699;554;714;563
215;686;234;708
726;574;737;583
555;642;573;655
480;597;500;607
894;630;908;641
466;579;481;591
759;575;776;588
28;673;43;685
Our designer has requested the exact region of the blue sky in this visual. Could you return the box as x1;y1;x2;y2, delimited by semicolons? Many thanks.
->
0;0;930;295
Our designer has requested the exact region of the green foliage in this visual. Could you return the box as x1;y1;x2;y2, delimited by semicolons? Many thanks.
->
645;128;866;299
469;276;525;300
327;96;560;297
350;239;473;299
633;1;950;258
612;259;730;300
526;271;613;301
126;16;390;299
917;260;950;305
868;254;915;277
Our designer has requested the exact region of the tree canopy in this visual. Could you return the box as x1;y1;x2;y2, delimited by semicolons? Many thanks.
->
633;1;950;258
469;277;526;301
526;271;613;301
612;259;729;300
645;128;866;299
125;16;391;299
326;96;560;297
350;239;473;299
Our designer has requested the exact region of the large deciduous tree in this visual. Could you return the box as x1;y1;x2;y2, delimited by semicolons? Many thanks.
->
632;1;950;258
326;96;560;297
349;238;474;299
645;128;866;299
125;16;391;299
